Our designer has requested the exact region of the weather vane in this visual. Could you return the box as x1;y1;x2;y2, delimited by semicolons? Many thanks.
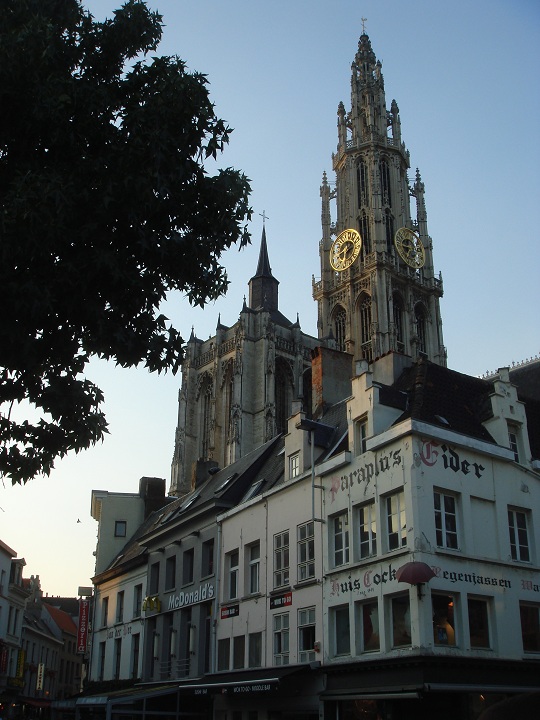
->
361;17;367;34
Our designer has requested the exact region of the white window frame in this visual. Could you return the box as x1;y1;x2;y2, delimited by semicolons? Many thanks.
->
297;521;315;581
227;549;239;600
331;511;349;567
356;502;377;559
354;418;367;456
386;490;406;551
247;542;260;594
298;607;316;662
434;490;459;550
274;531;290;589
508;507;530;562
273;612;290;665
289;453;300;479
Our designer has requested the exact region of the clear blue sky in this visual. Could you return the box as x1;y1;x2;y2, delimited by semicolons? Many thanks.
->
2;0;539;597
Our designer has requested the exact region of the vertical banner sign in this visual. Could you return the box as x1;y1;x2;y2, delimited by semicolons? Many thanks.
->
36;662;45;691
16;649;25;679
77;598;90;653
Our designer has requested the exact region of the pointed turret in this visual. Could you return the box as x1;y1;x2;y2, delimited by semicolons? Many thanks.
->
248;225;279;311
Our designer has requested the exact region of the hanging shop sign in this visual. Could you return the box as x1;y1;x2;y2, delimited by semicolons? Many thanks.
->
77;598;90;653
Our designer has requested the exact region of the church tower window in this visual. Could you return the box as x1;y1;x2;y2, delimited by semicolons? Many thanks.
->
333;307;347;352
379;158;392;207
201;377;213;460
415;304;427;356
357;159;369;207
360;211;371;257
393;294;405;353
384;209;394;255
359;295;373;362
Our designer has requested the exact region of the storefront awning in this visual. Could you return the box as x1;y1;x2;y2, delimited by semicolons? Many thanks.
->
174;664;312;695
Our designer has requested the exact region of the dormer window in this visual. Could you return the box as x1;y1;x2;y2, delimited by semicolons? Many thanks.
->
354;418;367;456
289;453;300;479
507;423;521;463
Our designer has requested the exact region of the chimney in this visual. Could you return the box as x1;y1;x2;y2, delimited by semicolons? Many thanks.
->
191;459;219;491
311;346;353;418
139;477;166;518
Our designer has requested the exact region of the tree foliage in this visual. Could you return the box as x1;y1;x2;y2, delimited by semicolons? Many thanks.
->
0;0;251;484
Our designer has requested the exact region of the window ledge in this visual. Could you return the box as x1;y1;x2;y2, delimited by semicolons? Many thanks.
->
293;578;319;589
269;586;291;597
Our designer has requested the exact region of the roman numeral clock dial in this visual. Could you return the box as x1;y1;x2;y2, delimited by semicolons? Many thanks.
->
394;227;426;268
330;229;362;271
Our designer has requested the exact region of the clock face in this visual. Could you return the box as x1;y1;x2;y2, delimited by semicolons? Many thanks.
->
330;229;362;271
394;227;426;268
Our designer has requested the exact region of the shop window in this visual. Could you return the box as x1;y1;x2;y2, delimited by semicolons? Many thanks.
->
432;593;456;646
248;632;262;667
356;600;380;652
297;521;315;582
217;638;230;671
434;490;459;550
391;594;411;648
356;502;377;559
519;603;540;652
273;612;289;665
227;550;239;600
233;635;245;669
131;633;140;679
298;607;316;662
508;507;530;562
331;511;349;567
113;638;122;680
468;597;491;648
274;531;290;588
98;641;106;681
332;605;351;656
386;490;406;551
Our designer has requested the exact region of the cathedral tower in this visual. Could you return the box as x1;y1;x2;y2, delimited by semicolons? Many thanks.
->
170;228;319;497
313;34;446;366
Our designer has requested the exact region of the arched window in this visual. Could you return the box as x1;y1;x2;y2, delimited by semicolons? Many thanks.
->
357;159;369;207
275;359;293;436
200;376;213;460
393;294;405;353
333;306;347;352
359;295;373;362
221;361;235;464
415;304;427;356
379;158;392;207
385;209;394;254
360;211;371;257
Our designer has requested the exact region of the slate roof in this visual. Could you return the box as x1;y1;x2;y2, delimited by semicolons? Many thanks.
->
391;359;496;444
95;435;285;578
